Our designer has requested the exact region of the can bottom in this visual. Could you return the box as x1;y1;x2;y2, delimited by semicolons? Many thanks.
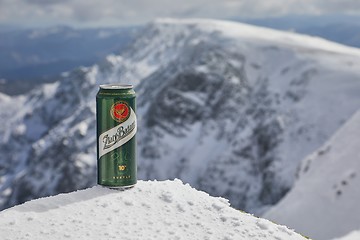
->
98;184;136;191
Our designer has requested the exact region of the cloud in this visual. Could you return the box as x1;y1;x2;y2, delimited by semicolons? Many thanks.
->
314;0;360;13
0;0;360;27
24;0;70;6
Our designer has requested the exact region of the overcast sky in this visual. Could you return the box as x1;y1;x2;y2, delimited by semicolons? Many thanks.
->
1;0;360;28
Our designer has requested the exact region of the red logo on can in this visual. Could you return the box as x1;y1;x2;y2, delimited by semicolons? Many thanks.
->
110;101;130;123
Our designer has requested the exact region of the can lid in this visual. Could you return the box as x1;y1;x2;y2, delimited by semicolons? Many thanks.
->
99;84;133;90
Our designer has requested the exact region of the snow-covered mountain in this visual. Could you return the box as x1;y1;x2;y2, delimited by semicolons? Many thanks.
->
334;230;360;240
0;179;308;240
1;18;360;214
242;15;360;48
264;109;360;240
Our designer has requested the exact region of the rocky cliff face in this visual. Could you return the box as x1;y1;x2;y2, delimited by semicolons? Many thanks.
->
1;19;360;213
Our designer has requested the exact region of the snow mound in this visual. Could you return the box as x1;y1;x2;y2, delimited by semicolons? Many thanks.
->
0;179;307;240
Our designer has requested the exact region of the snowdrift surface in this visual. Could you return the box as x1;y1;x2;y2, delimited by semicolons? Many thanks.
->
2;18;360;214
0;179;307;240
264;110;360;240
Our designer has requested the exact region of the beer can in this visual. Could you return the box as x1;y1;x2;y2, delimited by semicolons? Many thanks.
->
96;84;137;188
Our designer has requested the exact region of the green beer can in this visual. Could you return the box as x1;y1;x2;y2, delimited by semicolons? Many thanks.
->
96;84;137;188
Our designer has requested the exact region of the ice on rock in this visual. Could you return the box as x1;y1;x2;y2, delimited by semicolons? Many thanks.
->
0;180;307;240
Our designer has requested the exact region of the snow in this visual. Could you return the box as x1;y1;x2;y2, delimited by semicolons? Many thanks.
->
264;109;360;240
0;93;26;142
76;121;88;137
177;90;206;106
42;82;59;99
334;230;360;240
0;92;11;102
155;18;360;57
0;179;307;240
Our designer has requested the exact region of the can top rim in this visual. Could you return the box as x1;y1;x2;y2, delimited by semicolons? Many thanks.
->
99;84;133;90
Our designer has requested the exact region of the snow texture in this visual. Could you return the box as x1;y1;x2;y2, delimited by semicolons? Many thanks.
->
264;109;360;240
0;179;307;240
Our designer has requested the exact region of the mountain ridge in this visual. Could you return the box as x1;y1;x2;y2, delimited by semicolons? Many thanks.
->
1;18;360;215
264;109;360;240
153;18;360;56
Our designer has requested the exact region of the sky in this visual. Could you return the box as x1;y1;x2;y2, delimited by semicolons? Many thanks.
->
1;0;360;28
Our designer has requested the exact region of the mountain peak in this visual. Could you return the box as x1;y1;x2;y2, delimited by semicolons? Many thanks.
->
150;18;360;56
